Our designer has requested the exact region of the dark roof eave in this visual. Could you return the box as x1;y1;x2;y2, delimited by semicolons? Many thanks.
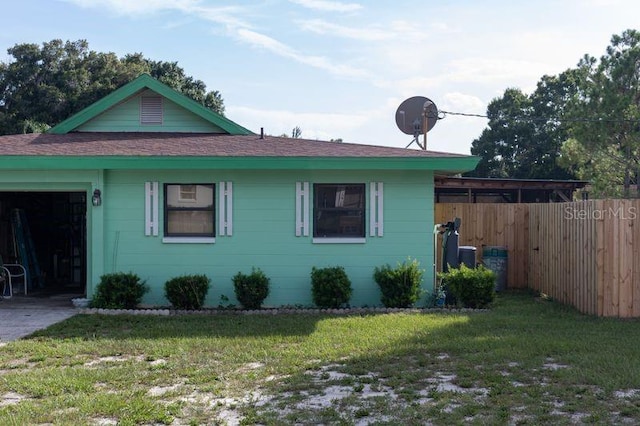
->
434;175;589;189
435;175;589;184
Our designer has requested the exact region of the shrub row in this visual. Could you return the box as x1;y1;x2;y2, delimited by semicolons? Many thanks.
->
310;259;425;309
91;260;496;310
90;269;270;310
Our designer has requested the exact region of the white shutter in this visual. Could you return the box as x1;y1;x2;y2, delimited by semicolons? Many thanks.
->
219;182;233;236
370;182;384;237
296;182;310;236
145;181;159;236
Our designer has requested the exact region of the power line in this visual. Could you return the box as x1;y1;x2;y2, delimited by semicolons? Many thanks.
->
438;110;640;124
439;110;488;119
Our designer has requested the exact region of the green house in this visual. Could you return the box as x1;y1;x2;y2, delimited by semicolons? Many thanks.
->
0;74;478;307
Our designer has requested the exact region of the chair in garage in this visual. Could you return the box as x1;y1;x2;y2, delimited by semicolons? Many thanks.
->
0;255;28;298
0;263;7;299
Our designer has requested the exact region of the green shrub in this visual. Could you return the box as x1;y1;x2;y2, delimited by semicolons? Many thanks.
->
233;268;270;309
92;272;148;309
164;274;211;310
438;264;496;309
374;258;424;308
311;266;352;309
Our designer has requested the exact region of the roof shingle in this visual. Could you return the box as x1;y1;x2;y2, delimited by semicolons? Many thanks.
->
0;132;470;158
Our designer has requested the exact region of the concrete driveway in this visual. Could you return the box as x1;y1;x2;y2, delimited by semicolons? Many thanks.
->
0;295;78;342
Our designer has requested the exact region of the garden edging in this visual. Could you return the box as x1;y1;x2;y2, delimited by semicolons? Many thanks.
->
77;307;487;316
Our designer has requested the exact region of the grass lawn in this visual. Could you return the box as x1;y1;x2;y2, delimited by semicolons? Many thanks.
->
2;291;640;425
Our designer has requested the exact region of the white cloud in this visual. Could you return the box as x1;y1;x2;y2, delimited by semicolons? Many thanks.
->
161;18;192;30
65;0;371;80
387;20;443;42
297;19;393;41
446;57;550;87
63;0;250;28
234;29;292;54
289;0;363;12
227;106;371;141
439;93;487;127
428;118;484;154
234;28;371;79
441;92;485;114
374;76;442;95
586;0;624;5
61;0;200;14
191;5;253;29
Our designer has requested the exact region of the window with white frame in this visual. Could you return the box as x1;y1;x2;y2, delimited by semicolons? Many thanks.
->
313;184;365;238
164;184;215;237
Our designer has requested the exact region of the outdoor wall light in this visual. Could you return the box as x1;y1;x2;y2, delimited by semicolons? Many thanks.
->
92;189;102;206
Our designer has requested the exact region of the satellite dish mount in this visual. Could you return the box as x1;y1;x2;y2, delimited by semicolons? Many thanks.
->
395;96;439;150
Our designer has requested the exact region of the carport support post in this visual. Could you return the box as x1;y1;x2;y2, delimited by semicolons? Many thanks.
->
88;174;104;298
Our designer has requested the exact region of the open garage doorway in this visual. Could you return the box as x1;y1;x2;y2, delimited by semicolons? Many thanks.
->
0;191;86;296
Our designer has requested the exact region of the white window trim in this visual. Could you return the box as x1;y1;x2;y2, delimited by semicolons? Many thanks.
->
312;238;366;244
162;237;216;244
163;183;216;239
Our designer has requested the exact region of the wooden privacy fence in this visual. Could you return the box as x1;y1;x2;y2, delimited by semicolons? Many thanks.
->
529;200;640;317
435;200;640;317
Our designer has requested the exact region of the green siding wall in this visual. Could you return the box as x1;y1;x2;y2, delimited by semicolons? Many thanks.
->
101;169;435;307
76;90;225;133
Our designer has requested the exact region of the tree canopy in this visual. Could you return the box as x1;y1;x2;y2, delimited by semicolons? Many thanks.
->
468;72;579;181
560;30;640;197
0;39;224;135
469;29;640;198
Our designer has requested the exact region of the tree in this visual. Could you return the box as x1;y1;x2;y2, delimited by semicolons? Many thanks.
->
141;57;224;114
468;82;575;180
469;29;640;197
561;30;640;198
527;71;583;179
0;39;225;135
559;138;624;196
468;88;532;178
278;126;303;138
291;126;302;139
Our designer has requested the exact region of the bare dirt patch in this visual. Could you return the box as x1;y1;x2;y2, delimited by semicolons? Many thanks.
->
0;391;26;407
84;354;145;367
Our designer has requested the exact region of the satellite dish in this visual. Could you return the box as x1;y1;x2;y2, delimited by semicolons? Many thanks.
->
395;96;438;149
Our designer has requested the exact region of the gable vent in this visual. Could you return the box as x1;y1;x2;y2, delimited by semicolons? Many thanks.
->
140;96;163;125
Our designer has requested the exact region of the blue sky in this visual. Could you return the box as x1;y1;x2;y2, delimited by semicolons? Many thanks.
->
2;0;640;153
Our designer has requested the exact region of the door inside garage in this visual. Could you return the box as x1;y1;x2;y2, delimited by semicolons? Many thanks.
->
0;191;86;295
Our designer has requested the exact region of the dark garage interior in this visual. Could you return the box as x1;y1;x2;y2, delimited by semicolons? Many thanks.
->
0;191;86;296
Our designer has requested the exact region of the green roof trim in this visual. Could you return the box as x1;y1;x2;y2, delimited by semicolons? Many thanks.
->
0;155;479;172
48;74;254;135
